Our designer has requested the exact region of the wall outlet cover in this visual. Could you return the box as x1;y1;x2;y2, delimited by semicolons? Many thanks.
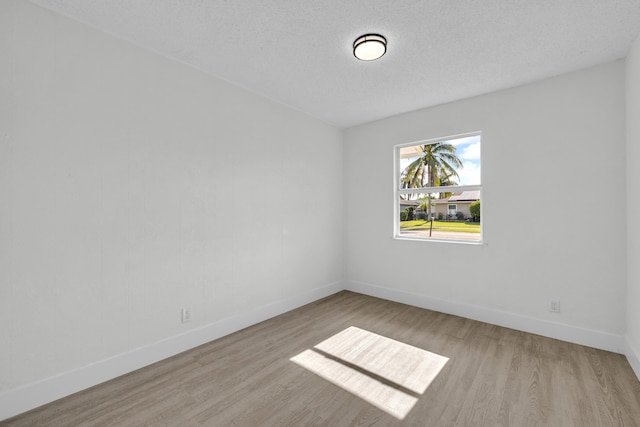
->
181;307;193;323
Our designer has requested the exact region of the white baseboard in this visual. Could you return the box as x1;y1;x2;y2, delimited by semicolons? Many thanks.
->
626;338;640;381
3;279;634;421
345;280;626;354
0;281;344;421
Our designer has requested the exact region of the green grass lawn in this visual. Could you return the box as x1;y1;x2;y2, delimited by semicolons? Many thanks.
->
400;220;480;233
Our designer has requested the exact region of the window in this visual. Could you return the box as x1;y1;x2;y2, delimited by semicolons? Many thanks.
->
394;132;482;243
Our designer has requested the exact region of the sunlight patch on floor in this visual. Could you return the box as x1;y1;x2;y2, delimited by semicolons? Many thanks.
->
290;326;449;420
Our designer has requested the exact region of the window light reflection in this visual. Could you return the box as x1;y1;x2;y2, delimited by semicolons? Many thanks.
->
290;326;448;420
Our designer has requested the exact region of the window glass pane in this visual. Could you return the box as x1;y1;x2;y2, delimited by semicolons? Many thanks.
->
398;134;481;190
398;192;481;242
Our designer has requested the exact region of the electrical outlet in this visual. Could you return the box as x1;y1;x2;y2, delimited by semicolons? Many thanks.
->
550;301;560;313
181;307;192;323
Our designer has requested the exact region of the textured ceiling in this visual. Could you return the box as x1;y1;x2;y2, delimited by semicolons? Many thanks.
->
29;0;640;128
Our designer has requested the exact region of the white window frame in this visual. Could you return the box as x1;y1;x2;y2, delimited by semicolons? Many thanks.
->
393;131;483;244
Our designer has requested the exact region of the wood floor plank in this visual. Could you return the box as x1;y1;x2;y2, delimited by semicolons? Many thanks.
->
3;291;640;426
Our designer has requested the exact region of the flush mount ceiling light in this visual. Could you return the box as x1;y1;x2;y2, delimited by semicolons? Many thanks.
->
353;34;387;61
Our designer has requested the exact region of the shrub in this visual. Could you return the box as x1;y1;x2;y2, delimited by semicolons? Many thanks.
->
437;212;444;221
400;210;408;221
405;206;415;221
416;211;427;220
456;211;465;220
469;200;480;222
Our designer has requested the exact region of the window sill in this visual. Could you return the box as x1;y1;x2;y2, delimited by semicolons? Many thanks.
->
393;235;485;245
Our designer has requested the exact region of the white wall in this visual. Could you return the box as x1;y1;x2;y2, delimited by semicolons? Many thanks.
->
1;0;637;419
0;0;343;413
345;62;627;349
626;34;640;377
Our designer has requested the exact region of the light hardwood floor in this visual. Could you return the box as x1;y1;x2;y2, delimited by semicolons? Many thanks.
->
4;291;640;426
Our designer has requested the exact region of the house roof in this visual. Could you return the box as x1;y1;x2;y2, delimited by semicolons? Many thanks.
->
448;191;480;202
30;1;640;128
433;191;480;204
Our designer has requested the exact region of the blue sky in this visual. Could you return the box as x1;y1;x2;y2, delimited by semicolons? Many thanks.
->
399;134;481;186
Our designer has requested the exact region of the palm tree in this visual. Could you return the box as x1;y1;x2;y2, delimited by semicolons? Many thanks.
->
436;171;458;199
417;196;433;217
400;142;463;219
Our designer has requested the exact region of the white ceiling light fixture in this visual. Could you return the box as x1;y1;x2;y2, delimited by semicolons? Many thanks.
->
353;34;387;61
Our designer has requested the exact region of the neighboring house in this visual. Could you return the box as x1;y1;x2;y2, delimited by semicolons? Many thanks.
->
434;191;480;219
399;198;419;211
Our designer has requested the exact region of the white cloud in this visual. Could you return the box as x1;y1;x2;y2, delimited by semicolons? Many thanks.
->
456;161;481;186
448;135;480;147
458;142;480;161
